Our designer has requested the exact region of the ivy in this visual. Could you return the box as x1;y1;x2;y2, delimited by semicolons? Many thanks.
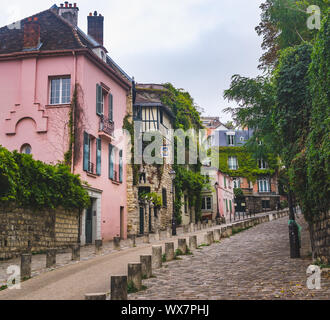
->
0;146;90;210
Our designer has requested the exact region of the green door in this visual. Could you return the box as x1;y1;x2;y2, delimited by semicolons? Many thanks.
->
139;206;144;235
85;205;93;244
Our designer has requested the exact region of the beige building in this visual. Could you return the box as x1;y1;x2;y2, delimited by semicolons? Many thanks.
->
126;84;176;236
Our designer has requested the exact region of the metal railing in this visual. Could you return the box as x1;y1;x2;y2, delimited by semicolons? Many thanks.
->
99;116;114;137
87;161;95;175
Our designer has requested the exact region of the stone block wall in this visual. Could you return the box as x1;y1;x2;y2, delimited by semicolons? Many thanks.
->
0;205;79;260
310;210;330;265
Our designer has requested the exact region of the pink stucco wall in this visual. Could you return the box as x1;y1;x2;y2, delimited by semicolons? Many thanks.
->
0;53;129;241
216;171;235;222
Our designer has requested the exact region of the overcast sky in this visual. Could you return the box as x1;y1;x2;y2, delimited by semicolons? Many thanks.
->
1;0;264;123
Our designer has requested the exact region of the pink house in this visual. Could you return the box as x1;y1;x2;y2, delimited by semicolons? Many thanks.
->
0;4;132;244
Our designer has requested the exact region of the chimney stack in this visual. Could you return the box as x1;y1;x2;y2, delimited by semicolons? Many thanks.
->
58;2;79;27
23;17;40;50
87;11;104;46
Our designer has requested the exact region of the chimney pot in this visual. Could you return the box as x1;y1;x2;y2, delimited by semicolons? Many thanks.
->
60;3;64;8
94;11;97;16
69;3;72;8
59;2;79;26
65;1;68;7
74;3;77;7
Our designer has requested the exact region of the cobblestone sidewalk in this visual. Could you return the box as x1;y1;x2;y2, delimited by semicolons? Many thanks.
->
129;215;330;300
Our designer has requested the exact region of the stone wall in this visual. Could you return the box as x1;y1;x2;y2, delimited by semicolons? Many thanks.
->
0;205;79;260
310;210;330;265
245;195;280;214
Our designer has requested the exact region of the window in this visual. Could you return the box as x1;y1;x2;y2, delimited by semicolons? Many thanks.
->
229;200;232;213
159;110;164;125
201;196;212;211
225;199;228;212
240;136;245;142
258;159;268;169
224;176;227;188
184;195;188;214
134;106;142;120
228;156;238;170
258;178;270;193
83;132;96;174
262;200;270;209
109;144;115;180
233;177;241;189
96;83;104;116
50;77;71;104
162;189;167;208
21;144;32;154
227;134;235;146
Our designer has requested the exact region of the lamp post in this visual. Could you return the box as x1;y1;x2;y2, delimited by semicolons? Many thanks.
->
214;182;221;225
169;170;176;236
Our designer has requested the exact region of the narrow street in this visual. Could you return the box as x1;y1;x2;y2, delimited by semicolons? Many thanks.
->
0;212;328;300
130;215;330;300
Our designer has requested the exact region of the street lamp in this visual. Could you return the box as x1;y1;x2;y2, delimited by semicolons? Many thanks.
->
169;170;176;236
214;182;221;225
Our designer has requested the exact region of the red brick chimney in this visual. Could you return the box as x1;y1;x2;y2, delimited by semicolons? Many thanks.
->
87;11;104;46
58;2;79;26
23;17;40;50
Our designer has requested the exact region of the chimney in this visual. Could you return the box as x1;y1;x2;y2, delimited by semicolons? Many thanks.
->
23;17;40;50
87;11;104;46
58;2;79;27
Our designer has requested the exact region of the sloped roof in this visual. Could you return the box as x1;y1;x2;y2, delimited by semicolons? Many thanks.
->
0;6;132;84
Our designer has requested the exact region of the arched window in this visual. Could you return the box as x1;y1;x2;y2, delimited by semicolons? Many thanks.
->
21;144;32;155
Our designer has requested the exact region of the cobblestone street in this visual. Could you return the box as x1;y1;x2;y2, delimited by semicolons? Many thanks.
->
130;215;330;300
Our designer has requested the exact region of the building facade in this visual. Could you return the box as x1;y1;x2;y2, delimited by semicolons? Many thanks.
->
0;4;132;244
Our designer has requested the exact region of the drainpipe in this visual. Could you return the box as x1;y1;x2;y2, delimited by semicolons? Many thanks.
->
71;50;77;174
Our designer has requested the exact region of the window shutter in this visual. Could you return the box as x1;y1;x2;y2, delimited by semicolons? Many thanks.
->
109;144;114;180
119;150;123;183
96;138;101;176
109;93;113;122
96;84;103;115
83;132;89;171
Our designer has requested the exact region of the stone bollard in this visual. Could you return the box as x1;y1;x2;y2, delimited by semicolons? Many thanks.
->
204;233;211;245
113;237;121;250
190;223;195;232
208;220;212;228
165;242;175;261
143;233;150;244
46;249;56;268
227;226;233;237
85;293;107;300
166;227;172;238
189;235;197;250
269;214;274;221
111;276;127;300
95;240;103;255
129;235;136;248
72;244;80;261
128;263;142;291
197;221;201;230
152;246;162;269
178;239;187;254
21;253;32;279
214;229;221;241
140;255;152;279
208;231;214;244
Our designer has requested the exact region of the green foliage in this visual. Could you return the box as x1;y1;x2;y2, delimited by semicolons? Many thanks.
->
139;192;162;208
160;83;206;223
0;146;90;210
211;146;277;182
234;188;244;198
127;281;138;294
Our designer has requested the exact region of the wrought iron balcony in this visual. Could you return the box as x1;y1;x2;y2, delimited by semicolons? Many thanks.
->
99;116;114;138
87;161;95;175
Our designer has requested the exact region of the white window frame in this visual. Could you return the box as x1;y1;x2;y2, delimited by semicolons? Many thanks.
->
228;156;238;170
228;134;235;146
233;177;241;189
258;178;270;193
258;159;268;169
49;77;71;105
202;196;212;211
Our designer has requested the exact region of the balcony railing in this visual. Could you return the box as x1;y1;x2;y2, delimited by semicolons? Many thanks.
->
99;116;114;137
87;161;95;175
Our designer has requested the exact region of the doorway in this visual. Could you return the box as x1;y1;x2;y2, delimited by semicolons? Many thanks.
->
85;199;94;244
139;206;144;235
120;206;125;239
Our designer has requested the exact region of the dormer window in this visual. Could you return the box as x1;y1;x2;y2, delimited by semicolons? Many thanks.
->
50;77;71;105
226;132;235;146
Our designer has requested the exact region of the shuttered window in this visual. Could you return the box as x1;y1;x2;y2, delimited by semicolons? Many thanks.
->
83;132;90;172
96;84;103;115
109;144;114;180
119;149;123;183
109;93;113;122
96;138;101;176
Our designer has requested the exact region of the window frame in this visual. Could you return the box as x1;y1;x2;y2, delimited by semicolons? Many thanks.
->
49;76;71;105
228;156;238;170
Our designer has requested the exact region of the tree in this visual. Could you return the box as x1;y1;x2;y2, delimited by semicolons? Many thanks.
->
256;0;328;70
